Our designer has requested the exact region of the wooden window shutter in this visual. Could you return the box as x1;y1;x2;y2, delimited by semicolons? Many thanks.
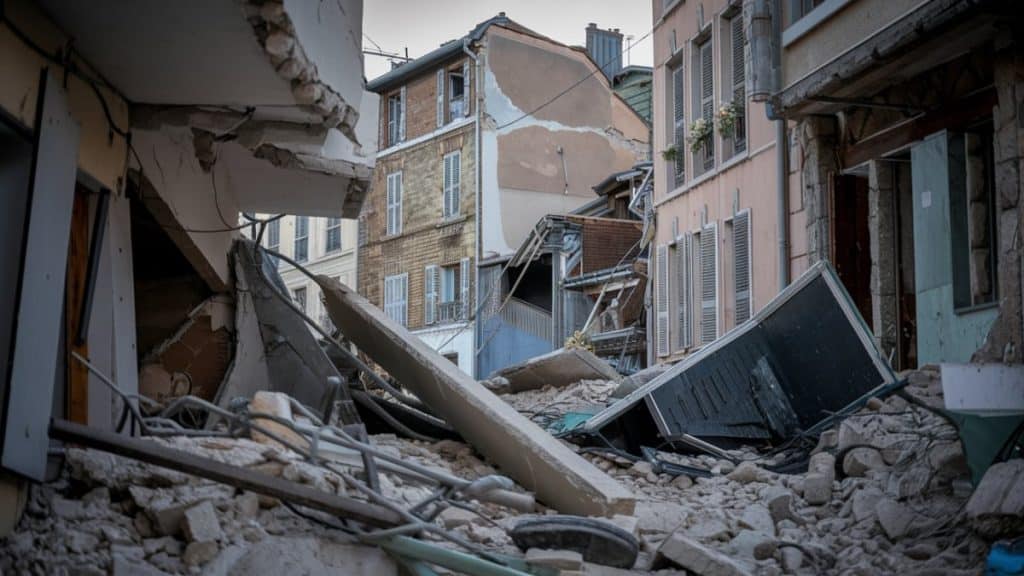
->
733;210;752;324
731;14;746;151
656;244;670;357
677;232;693;350
425;265;439;324
462;61;471;117
399;86;407;142
443;154;452;217
700;41;714;166
386;174;394;235
672;66;685;183
436;69;445;127
451;151;460;216
459;257;471;317
700;222;718;344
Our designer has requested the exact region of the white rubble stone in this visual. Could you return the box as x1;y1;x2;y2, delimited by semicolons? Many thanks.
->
761;486;801;525
438;506;477;529
843;448;886;477
524;548;584;570
635;501;689;534
683;515;732;542
875;498;913;540
851;487;883;523
631;461;654;475
658;531;753;576
727;461;766;484
610;514;640;538
112;555;171;576
235;492;260;520
965;459;1024;538
183;540;219;566
728;529;773;560
803;473;833;506
780;546;804;572
50;496;89;520
738;505;776;537
670;475;694;489
182;501;223;543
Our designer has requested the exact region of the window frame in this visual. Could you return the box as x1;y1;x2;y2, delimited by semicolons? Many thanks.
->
294;215;309;263
383;273;409;326
325;217;342;253
293;286;308;313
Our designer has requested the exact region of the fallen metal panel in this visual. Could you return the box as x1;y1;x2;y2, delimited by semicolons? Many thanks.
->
49;419;400;527
318;277;636;517
585;262;896;445
2;71;80;481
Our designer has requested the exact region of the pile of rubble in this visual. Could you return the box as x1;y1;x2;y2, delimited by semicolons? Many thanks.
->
3;365;1019;575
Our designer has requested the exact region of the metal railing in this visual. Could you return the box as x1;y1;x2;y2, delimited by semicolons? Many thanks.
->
500;297;552;343
438;300;466;323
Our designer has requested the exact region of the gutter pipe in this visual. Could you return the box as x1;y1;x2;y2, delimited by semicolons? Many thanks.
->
463;39;483;377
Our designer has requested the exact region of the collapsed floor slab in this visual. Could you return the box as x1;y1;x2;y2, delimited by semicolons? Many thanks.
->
489;347;621;393
317;276;636;517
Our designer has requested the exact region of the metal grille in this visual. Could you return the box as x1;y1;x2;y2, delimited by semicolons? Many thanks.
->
700;223;717;344
734;210;752;324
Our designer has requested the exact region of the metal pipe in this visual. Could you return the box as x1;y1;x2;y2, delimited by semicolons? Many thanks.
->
777;119;789;291
463;38;483;378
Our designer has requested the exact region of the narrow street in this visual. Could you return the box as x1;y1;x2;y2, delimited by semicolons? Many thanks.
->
0;1;1021;575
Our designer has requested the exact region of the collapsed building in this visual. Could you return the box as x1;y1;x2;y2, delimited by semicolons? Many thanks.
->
1;1;1023;575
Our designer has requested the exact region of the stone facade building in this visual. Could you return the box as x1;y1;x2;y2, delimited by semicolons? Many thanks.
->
360;14;649;376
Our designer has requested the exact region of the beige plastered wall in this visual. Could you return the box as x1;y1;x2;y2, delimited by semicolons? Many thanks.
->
481;25;650;257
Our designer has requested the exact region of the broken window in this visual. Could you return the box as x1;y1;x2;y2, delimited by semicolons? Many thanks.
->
449;70;465;119
387;88;405;146
293;286;307;313
384;273;408;326
386;171;403;236
443;151;461;219
325;217;342;252
294;216;308;263
951;127;998;311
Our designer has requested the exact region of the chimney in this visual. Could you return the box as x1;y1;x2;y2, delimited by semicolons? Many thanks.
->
585;24;623;81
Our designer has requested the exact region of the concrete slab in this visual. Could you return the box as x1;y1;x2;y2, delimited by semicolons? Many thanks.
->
490;347;621;393
317;277;636;517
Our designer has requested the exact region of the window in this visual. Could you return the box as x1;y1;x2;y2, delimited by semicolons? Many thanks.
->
293;286;307;313
676;233;694;350
732;210;752;324
952;129;998;311
692;38;715;173
699;222;718;344
443;151;461;219
384;273;408;326
387;88;406;146
789;0;826;25
727;12;747;155
266;218;280;268
449;69;465;119
294;216;308;263
670;64;686;187
386;171;403;236
425;259;469;324
325;217;342;252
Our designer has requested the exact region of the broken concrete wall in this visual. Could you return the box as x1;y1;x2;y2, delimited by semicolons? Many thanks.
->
318;276;636;516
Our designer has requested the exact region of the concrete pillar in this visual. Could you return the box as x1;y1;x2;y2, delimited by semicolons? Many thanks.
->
798;117;839;264
975;42;1024;363
868;160;898;361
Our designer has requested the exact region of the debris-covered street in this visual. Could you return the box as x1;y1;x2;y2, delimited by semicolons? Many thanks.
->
1;0;1023;574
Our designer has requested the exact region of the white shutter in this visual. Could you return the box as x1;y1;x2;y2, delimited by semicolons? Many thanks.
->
734;210;752;324
677;233;693;350
425;265;439;324
731;14;747;151
450;151;460;216
672;65;685;182
700;40;714;167
462;61;471;117
459;257;470;318
700;222;718;344
400;274;408;326
656;244;670;357
386;174;394;235
395;172;403;234
436;69;445;127
399;85;407;142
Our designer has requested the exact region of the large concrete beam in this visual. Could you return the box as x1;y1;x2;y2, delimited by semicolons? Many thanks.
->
316;277;636;517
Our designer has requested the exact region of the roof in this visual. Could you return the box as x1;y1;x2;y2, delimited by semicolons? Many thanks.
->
592;161;653;196
366;14;549;93
614;65;653;80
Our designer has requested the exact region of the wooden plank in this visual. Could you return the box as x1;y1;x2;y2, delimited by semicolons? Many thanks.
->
66;187;90;424
842;88;996;168
49;419;401;528
317;274;636;517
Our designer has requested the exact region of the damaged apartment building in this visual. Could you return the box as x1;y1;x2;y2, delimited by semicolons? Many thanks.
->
650;0;1024;376
358;14;650;377
0;0;374;521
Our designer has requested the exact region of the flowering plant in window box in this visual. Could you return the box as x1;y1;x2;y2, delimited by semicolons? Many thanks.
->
716;101;740;138
660;146;678;161
687;117;712;153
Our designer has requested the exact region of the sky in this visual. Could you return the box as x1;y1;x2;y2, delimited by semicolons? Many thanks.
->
362;0;654;80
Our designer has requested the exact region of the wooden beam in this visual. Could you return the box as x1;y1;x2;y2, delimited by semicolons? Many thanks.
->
66;187;90;424
50;419;402;528
842;87;996;169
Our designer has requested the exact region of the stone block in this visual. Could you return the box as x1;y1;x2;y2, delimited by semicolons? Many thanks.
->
803;473;832;506
727;461;767;484
738;504;775;537
524;548;584;571
657;532;753;576
183;541;219;566
875;498;913;540
842;448;886;478
851;487;883;523
182;501;223;543
966;459;1024;538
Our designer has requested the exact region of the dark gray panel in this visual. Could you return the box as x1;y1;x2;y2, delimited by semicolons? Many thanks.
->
2;70;80;480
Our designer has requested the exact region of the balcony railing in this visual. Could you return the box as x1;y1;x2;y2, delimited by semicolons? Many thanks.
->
500;297;552;343
438;300;466;323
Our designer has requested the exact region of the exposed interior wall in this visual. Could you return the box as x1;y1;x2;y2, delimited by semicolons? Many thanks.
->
481;26;649;257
